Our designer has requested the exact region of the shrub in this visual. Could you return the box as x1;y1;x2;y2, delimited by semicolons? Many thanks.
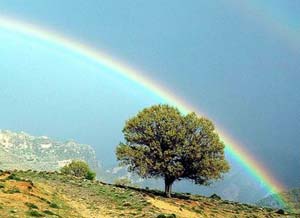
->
4;187;21;194
25;202;39;209
27;210;43;217
157;214;176;218
7;173;22;181
43;210;56;215
210;193;221;200
276;209;285;214
60;160;96;180
49;202;60;208
86;170;96;180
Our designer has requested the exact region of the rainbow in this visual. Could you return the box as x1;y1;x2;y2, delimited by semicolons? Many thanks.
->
229;0;300;54
0;15;288;207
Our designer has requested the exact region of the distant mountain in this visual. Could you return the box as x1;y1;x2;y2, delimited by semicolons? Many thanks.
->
256;188;300;213
0;130;99;172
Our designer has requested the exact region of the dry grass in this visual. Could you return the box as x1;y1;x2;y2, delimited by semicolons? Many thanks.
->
0;170;298;218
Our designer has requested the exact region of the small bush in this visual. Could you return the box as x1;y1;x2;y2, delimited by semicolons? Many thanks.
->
210;193;221;200
276;209;285;214
157;214;176;218
60;160;96;180
27;209;44;217
49;202;60;208
123;202;132;207
86;171;96;180
10;209;17;213
4;187;21;194
43;210;55;215
7;173;22;181
25;202;39;209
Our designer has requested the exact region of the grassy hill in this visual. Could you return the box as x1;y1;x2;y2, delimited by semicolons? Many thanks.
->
0;170;298;218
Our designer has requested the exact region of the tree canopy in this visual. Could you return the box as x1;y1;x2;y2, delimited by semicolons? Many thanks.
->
116;104;229;197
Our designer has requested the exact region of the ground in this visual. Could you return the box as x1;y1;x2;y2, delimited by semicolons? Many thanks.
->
0;170;298;218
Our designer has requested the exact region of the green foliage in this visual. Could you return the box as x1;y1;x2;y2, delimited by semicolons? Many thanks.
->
4;186;21;194
26;209;43;217
49;202;60;209
86;170;96;180
43;210;56;215
25;202;39;209
60;160;96;180
7;173;22;181
116;104;229;197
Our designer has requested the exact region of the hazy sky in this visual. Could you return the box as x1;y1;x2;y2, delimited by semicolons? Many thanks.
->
0;0;299;191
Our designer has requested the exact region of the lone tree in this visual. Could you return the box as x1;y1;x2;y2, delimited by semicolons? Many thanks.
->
60;160;96;180
116;104;229;197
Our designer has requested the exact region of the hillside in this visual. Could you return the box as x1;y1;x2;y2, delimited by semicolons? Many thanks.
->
257;188;300;214
0;170;298;218
0;130;99;171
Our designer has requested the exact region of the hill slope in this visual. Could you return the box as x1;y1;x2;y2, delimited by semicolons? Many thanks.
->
0;170;298;218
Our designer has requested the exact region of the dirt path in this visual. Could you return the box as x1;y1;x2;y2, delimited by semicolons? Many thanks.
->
147;197;201;218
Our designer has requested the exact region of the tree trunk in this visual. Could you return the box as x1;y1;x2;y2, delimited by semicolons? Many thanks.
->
164;177;174;198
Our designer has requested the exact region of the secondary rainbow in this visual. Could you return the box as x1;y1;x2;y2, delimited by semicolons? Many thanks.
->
0;15;288;207
230;0;300;54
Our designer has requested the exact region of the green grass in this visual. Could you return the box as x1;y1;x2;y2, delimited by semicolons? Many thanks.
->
7;170;299;218
0;183;5;189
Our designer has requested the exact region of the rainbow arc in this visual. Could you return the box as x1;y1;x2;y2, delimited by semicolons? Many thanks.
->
0;15;288;208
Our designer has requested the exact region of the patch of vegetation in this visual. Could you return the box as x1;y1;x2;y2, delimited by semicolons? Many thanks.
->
25;202;39;209
7;173;22;181
49;202;60;209
43;209;56;215
192;206;204;214
0;170;296;218
157;214;176;218
60;160;96;180
10;209;17;213
4;186;21;194
26;209;44;217
210;193;222;200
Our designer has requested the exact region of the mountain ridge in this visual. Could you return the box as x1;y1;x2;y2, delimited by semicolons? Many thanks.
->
0;129;99;172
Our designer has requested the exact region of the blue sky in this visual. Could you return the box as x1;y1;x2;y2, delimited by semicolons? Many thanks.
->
0;0;299;195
